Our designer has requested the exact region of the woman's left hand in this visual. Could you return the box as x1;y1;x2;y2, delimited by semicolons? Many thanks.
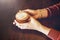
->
13;17;42;30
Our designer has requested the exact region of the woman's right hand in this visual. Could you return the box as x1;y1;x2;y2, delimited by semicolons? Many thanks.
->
23;9;41;19
23;9;48;19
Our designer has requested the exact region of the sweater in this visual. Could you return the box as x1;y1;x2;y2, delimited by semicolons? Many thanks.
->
48;29;60;40
47;2;60;40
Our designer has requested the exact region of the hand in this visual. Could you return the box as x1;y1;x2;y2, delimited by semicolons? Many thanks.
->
23;9;48;19
13;17;51;35
13;17;42;30
23;9;41;19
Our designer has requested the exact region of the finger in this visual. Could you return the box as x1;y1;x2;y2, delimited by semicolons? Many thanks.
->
13;20;16;25
23;9;36;15
13;20;20;26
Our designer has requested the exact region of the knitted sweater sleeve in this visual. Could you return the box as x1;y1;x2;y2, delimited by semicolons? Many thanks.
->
48;29;60;40
46;3;60;17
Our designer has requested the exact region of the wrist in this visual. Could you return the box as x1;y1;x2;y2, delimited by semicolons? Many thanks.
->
36;9;48;18
36;25;51;35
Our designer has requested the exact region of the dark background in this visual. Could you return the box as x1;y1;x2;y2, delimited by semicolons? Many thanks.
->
0;0;60;40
